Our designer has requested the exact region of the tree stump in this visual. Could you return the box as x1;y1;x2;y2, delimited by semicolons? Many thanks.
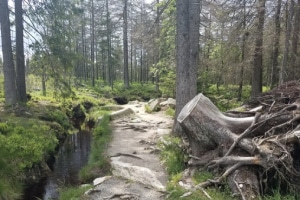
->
177;93;255;157
177;93;300;199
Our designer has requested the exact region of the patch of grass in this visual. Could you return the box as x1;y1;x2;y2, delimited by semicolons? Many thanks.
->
165;107;175;117
192;170;214;183
144;104;152;113
79;115;112;183
59;184;92;200
160;136;233;200
158;136;186;176
262;189;298;200
166;171;232;200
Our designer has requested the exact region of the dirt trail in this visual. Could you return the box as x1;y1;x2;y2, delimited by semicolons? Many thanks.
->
85;101;173;200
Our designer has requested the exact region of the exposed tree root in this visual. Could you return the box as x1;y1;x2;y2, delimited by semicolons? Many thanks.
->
177;87;300;199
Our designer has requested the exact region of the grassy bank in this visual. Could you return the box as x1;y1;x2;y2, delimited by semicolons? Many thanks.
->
59;114;112;199
79;115;112;182
0;104;70;199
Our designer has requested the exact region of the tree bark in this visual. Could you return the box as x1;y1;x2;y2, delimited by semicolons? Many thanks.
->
271;0;282;88
280;0;294;84
174;0;200;135
123;0;130;89
291;0;300;79
15;0;27;102
106;0;112;87
0;0;18;105
237;0;247;101
91;0;95;87
251;0;266;98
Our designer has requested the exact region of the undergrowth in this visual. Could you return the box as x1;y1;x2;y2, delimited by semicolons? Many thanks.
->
0;119;59;199
159;136;238;200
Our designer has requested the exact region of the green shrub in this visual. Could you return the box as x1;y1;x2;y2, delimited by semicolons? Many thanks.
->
40;109;71;130
0;122;12;135
0;120;58;198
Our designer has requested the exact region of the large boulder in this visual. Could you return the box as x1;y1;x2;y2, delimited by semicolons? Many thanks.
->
147;98;166;112
160;98;176;109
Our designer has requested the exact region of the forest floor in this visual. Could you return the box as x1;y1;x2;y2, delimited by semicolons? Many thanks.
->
85;101;173;200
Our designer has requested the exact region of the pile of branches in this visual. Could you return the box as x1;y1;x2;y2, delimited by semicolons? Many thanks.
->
177;81;300;199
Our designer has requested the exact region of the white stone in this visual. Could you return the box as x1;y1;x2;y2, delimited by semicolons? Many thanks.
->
93;176;112;186
110;108;134;120
159;98;176;109
128;100;139;105
179;181;192;190
110;157;166;191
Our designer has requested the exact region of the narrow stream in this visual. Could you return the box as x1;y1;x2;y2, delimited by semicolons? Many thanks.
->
24;131;92;200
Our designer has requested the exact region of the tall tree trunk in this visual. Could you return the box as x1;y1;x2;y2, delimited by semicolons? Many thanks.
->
251;0;266;98
271;0;282;88
155;0;160;92
0;0;18;105
174;0;200;134
291;0;300;79
15;0;27;102
140;49;143;85
130;33;133;83
123;0;130;88
91;0;95;87
106;0;112;87
42;66;46;96
237;0;247;101
102;49;106;81
280;0;294;84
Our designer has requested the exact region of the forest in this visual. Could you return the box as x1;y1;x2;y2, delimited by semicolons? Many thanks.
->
1;0;300;199
0;0;298;103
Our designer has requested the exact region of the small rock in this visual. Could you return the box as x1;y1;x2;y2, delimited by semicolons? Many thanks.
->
128;100;139;105
179;181;192;190
93;176;112;186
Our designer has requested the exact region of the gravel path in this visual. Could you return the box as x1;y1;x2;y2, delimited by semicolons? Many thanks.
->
84;102;173;200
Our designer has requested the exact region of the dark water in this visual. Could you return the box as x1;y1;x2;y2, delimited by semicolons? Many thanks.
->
24;131;92;200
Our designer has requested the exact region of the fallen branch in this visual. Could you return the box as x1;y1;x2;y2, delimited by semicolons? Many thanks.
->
110;153;143;160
